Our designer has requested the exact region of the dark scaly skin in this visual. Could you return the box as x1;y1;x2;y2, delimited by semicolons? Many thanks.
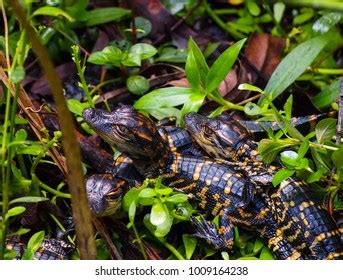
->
184;112;343;260
239;112;337;137
6;238;73;260
83;105;303;260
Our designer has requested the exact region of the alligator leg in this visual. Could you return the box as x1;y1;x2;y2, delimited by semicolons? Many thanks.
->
191;210;235;251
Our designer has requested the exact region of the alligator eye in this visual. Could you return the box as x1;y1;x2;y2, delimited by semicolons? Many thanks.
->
117;125;130;135
203;125;213;136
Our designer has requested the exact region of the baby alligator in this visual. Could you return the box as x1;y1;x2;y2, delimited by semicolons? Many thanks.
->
83;105;306;260
184;112;343;260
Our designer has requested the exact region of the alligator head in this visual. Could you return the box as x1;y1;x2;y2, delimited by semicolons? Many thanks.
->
184;112;251;160
83;105;171;176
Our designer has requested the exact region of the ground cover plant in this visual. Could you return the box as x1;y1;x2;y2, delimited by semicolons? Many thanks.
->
0;0;342;260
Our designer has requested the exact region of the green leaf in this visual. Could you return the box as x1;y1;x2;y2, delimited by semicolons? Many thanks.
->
88;46;123;66
307;168;324;183
182;234;197;260
134;17;152;38
332;147;343;169
312;79;340;110
258;139;293;164
244;102;262;116
126;75;150;95
283;95;293;120
205;38;246;93
261;35;329;102
148;108;181;121
122;52;141;67
67;99;90;116
253;239;264;254
138;188;156;198
5;206;26;221
130;43;157;60
272;169;295;187
280;150;298;166
273;2;286;23
16;143;43;156
185;44;201;90
315;118;336;143
180;91;206;123
128;201;137;223
10;197;48;205
150;202;168;226
313;12;341;34
10;66;25;83
134;87;194;110
246;1;260;16
31;6;74;21
167;193;188;204
188;37;209;83
259;247;275;260
238;83;264;93
155;214;173;237
84;7;131;26
122;187;141;212
297;138;309;159
22;231;45;260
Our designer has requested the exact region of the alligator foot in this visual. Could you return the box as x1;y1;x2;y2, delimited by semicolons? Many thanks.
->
191;215;234;251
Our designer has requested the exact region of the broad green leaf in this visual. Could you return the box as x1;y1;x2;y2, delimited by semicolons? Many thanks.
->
312;79;340;110
261;35;329;102
84;7;131;26
182;234;197;260
315;118;336;143
88;46;122;66
258;139;294;164
247;1;260;16
67;99;89;116
307;168;324;183
10;197;48;205
253;239;264;254
272;169;295;186
15;129;27;142
22;231;45;260
134;87;194;110
10;66;25;83
188;37;209;83
273;2;285;23
148;108;181;120
134;17;152;38
166;193;188;203
185;45;201;90
31;6;74;21
122;52;141;67
259;247;275;260
130;43;157;60
16;143;43;156
126;75;149;95
332;147;343;169
297;138;309;158
283;95;293;120
205;38;246;93
280;150;298;166
180;91;206;123
313;12;341;34
155;214;173;237
122;187;141;212
138;188;156;198
150;202;168;226
311;147;331;172
5;206;26;220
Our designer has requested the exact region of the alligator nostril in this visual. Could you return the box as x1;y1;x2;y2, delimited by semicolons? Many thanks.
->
82;108;95;120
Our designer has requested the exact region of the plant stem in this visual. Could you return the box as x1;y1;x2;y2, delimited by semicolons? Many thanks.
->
204;1;244;40
161;240;185;260
311;68;343;75
38;178;71;199
131;224;148;260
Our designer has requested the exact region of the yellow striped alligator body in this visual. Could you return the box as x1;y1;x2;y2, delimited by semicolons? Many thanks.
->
83;106;306;260
184;112;343;260
6;238;73;260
